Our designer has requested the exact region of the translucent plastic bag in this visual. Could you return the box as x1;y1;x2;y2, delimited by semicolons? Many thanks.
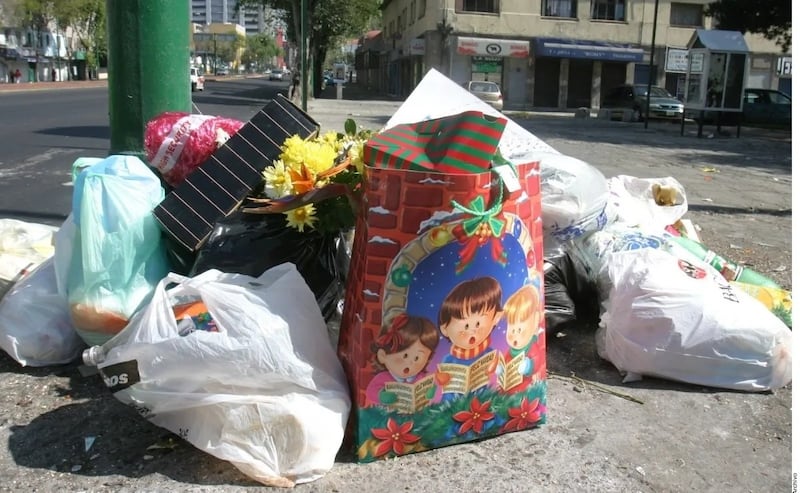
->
605;175;688;229
84;264;350;487
0;219;58;299
597;248;792;391
67;155;169;346
0;258;84;366
538;153;609;253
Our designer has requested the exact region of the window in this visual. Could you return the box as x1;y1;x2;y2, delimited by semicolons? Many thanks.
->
418;0;426;18
542;0;576;18
401;8;408;29
458;0;498;14
670;3;703;27
410;1;416;23
591;0;625;21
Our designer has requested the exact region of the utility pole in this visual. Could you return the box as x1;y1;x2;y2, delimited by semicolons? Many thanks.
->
300;0;308;111
106;0;191;158
644;0;660;129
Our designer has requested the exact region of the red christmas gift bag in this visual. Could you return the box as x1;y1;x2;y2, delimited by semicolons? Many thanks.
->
338;111;546;462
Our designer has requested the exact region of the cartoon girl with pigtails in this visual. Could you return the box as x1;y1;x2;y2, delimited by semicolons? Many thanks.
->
365;314;440;408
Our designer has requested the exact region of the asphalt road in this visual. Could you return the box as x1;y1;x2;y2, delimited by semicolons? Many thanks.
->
0;78;289;226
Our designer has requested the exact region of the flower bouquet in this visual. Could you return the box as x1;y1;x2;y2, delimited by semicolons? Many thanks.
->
243;118;372;235
189;120;373;321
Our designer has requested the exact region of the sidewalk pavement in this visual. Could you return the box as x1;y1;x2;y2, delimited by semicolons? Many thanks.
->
0;79;108;93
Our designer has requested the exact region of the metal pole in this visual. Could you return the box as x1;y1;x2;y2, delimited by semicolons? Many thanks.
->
644;0;659;129
106;0;191;158
300;0;308;111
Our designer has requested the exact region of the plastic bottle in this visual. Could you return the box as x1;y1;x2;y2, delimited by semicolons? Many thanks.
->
668;235;781;289
82;345;106;366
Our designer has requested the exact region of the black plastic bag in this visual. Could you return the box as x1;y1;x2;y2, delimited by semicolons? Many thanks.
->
544;249;600;334
189;209;346;321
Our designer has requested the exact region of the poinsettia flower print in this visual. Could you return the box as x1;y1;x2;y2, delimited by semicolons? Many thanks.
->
501;397;544;433
372;418;420;457
453;397;495;435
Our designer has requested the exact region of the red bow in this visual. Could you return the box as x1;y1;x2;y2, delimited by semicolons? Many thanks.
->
377;314;408;352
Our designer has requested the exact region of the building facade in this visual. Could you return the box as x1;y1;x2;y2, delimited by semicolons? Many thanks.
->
370;0;791;109
190;0;269;36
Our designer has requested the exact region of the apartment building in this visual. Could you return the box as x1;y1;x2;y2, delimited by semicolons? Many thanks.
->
370;0;791;109
190;0;270;36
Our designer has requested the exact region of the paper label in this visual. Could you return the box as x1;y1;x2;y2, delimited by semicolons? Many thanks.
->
152;114;212;175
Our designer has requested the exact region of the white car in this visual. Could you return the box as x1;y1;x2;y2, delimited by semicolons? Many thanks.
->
190;67;205;92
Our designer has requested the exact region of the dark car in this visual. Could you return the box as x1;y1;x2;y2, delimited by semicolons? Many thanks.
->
741;88;791;126
689;88;791;127
601;84;684;121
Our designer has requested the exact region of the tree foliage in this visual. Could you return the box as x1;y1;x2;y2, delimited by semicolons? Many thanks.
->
242;33;283;70
237;0;378;96
54;0;106;69
6;0;106;75
706;0;791;52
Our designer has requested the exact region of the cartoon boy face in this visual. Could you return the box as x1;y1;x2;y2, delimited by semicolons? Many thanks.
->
378;339;433;379
440;306;502;351
506;310;540;350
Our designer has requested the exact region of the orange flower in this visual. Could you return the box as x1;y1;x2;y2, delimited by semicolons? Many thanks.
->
453;397;495;435
501;397;543;433
371;418;420;457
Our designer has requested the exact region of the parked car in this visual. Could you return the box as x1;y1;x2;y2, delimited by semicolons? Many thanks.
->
190;67;204;92
461;80;503;111
601;84;684;121
690;88;791;127
215;67;229;76
268;69;284;81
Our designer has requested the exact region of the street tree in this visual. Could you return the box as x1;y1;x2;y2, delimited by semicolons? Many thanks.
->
242;33;283;72
8;0;56;81
53;0;106;80
705;0;791;52
237;0;378;97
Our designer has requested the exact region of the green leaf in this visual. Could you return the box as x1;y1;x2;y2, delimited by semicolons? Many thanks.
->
344;118;357;136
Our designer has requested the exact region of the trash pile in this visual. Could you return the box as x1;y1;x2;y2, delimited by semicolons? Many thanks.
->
0;69;792;487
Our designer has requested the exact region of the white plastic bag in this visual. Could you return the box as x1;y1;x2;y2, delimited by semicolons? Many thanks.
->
0;258;85;366
597;248;792;391
605;175;688;229
0;218;58;299
86;263;351;487
538;153;609;252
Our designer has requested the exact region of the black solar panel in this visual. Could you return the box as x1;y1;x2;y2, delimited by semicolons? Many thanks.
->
153;95;319;252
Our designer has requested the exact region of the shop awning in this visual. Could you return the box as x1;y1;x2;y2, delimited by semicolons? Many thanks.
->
534;38;644;62
456;37;530;58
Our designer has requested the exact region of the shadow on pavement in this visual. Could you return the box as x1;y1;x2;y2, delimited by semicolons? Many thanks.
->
36;126;110;140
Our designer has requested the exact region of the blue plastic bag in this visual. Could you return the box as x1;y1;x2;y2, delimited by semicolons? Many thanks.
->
67;155;169;346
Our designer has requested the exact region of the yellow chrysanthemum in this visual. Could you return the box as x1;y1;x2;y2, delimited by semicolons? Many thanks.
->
321;131;339;147
346;140;366;174
284;204;317;232
262;159;294;199
280;135;338;177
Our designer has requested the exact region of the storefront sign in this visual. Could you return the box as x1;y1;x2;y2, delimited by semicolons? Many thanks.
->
471;56;502;73
777;57;791;76
408;38;425;56
456;37;529;58
666;47;703;73
534;38;644;63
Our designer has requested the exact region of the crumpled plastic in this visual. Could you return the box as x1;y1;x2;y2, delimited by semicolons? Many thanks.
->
144;112;244;187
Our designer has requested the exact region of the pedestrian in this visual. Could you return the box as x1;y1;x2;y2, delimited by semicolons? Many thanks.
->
51;68;56;82
290;70;300;100
14;69;21;84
